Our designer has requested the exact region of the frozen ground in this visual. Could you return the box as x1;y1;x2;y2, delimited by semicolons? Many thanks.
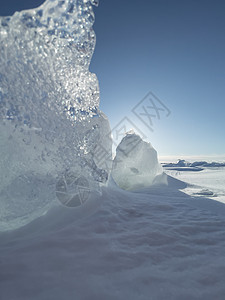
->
1;174;225;300
165;166;225;204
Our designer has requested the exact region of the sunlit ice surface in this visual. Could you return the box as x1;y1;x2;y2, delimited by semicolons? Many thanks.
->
0;0;112;232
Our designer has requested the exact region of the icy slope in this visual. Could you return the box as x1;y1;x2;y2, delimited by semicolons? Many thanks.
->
1;176;225;300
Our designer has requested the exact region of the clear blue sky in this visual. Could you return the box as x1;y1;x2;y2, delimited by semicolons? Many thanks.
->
1;0;225;158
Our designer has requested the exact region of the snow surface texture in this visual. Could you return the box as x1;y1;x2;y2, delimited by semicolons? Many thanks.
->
112;133;165;190
1;176;225;300
0;0;112;231
164;165;225;205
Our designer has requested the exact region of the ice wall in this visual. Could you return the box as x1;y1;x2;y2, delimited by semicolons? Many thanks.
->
0;0;112;231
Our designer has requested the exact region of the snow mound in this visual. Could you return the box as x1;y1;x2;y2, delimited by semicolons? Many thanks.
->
0;0;112;232
111;133;165;190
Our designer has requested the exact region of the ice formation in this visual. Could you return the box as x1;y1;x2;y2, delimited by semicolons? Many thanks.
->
0;0;112;231
111;133;165;190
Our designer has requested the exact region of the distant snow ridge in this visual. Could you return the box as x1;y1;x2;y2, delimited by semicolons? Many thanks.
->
112;133;166;190
163;159;225;168
0;0;112;231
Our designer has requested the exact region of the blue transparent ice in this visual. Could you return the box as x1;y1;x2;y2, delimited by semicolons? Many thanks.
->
0;0;112;231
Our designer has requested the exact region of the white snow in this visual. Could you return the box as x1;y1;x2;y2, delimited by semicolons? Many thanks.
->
1;174;225;300
165;166;225;204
